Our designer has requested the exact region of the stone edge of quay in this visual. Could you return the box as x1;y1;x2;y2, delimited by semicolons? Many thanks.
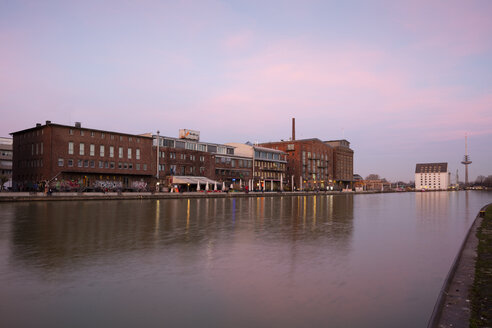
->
427;203;491;328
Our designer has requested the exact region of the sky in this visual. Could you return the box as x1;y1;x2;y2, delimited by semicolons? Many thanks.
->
1;0;491;182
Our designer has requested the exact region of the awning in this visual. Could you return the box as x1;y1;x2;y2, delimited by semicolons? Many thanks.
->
171;176;219;185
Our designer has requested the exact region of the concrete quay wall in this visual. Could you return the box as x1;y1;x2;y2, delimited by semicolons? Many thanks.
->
0;190;396;202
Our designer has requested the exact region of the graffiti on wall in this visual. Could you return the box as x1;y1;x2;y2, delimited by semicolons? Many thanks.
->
131;181;148;191
94;180;123;191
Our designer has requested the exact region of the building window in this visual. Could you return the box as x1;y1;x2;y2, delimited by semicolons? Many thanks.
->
90;160;95;168
136;163;140;170
68;159;73;167
90;144;95;156
80;130;84;136
80;143;85;155
109;146;114;158
119;147;123;158
68;142;74;155
99;161;103;168
91;131;95;137
69;129;73;135
129;163;133;169
143;164;147;171
84;160;89;167
118;162;122;169
136;148;140;160
101;132;105;138
110;162;115;169
200;156;205;162
78;160;83;167
100;145;105;157
120;136;123;141
128;148;132;159
58;158;64;166
105;161;109;168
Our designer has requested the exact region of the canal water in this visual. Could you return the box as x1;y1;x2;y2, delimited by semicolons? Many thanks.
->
1;191;491;328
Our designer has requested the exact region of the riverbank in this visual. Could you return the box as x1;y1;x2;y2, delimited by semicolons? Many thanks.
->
0;190;399;202
428;203;492;328
470;204;492;327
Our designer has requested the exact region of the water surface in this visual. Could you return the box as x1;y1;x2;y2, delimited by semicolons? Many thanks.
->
1;191;490;327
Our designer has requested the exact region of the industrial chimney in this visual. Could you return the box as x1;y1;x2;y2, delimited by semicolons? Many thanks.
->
292;118;296;141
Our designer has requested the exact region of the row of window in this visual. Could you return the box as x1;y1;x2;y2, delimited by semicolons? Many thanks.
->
216;157;252;168
18;159;43;168
256;161;285;170
253;171;285;179
68;129;141;143
58;158;147;171
255;150;285;161
24;143;44;156
68;142;141;159
158;151;204;162
215;169;251;177
156;138;234;155
157;164;206;175
19;129;44;138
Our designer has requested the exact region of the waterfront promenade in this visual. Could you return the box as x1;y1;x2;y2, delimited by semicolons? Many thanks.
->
0;190;389;202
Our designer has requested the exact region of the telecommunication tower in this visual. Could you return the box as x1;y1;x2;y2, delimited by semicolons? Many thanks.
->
460;134;472;185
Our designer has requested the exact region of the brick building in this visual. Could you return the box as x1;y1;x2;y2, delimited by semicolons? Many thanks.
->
259;139;333;191
152;133;252;191
11;121;154;191
324;139;354;188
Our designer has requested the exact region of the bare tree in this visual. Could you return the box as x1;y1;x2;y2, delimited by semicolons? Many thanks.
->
475;175;486;186
365;174;380;180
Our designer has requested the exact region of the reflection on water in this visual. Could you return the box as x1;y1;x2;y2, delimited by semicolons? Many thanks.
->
0;192;491;328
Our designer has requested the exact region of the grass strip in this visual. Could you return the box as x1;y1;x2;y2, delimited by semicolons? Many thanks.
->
470;204;492;327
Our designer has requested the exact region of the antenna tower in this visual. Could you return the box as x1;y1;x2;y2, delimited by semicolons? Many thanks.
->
460;134;472;185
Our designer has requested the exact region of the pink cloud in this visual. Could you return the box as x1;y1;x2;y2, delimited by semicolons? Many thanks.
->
194;38;491;142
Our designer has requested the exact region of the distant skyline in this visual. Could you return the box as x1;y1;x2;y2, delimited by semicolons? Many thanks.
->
1;0;491;182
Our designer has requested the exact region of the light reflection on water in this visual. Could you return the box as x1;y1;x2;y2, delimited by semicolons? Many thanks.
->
0;191;491;328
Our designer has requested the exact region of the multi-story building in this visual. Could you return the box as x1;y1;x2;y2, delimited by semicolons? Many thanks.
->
153;131;252;191
259;138;333;191
415;163;450;190
324;139;354;188
226;143;287;191
11;121;154;191
0;137;13;190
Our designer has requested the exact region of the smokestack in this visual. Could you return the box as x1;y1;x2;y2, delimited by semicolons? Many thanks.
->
292;118;296;141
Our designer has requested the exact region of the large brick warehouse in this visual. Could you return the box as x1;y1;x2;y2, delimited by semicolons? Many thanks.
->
11;121;154;191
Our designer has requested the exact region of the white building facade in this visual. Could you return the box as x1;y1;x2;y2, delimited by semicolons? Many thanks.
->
415;162;450;190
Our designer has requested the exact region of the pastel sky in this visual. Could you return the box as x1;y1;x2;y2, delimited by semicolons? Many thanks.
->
1;0;491;182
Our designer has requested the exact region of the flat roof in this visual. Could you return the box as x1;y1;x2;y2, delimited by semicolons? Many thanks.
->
10;122;153;139
415;163;448;173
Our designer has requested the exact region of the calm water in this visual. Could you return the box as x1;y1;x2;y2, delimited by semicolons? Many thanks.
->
1;191;491;328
